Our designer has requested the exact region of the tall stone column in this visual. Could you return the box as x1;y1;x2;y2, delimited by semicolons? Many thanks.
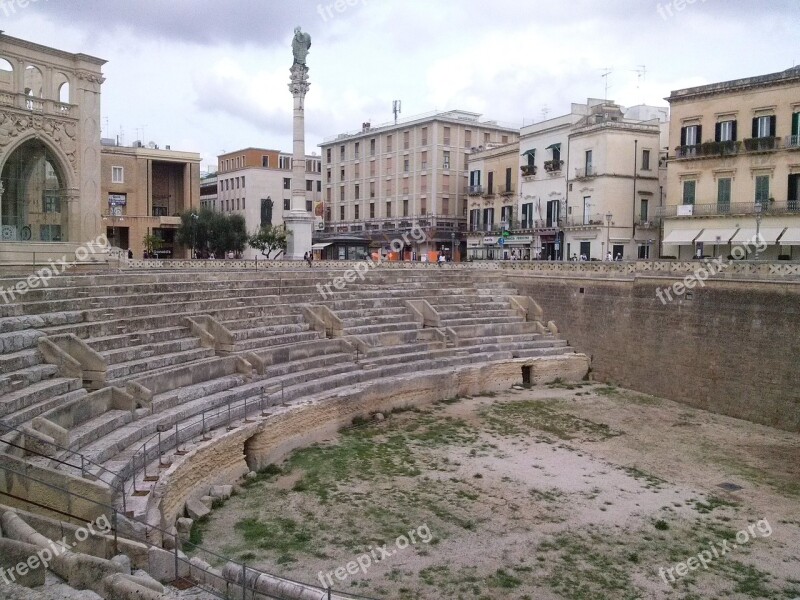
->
284;36;314;260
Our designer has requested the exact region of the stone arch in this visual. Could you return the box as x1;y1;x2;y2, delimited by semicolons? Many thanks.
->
0;136;74;242
23;64;43;98
2;131;77;189
0;58;13;92
54;72;70;104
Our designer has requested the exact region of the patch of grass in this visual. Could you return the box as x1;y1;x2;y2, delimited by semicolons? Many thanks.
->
690;494;739;514
233;516;315;560
487;569;522;589
481;398;621;441
654;519;670;531
622;466;667;490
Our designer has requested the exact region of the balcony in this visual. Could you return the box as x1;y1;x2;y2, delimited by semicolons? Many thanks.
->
785;135;800;149
520;165;537;177
743;137;778;152
655;200;800;218
468;185;484;196
0;92;75;118
500;185;515;196
574;167;596;179
544;159;564;173
319;215;467;238
675;141;741;159
565;213;607;227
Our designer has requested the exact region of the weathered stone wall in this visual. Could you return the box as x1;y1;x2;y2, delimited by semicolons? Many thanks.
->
153;356;589;526
500;273;800;432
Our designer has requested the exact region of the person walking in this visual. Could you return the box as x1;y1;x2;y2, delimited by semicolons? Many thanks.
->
305;251;313;267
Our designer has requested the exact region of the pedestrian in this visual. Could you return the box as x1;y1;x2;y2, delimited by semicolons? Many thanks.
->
606;251;612;261
437;251;445;267
305;251;313;267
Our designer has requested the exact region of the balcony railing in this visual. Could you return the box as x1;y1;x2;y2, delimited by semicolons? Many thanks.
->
574;167;596;179
500;185;515;196
468;185;484;196
0;92;75;118
544;159;564;173
743;136;778;152
520;165;537;177
674;137;782;159
320;215;467;237
786;135;800;149
655;200;800;218
565;213;607;227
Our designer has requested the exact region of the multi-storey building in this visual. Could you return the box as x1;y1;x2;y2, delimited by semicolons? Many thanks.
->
465;142;523;260
517;107;586;261
216;148;322;259
661;66;800;260
199;172;217;211
100;140;201;258
318;110;519;259
0;34;106;263
564;100;666;261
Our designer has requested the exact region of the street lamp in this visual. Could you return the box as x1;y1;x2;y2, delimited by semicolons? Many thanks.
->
450;231;456;262
605;212;613;259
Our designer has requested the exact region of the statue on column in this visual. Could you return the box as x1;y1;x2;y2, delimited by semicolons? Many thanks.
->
292;27;311;67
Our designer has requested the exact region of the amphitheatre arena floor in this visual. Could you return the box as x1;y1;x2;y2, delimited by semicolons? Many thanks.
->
191;382;800;600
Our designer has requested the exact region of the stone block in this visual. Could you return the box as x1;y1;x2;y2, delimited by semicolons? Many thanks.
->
209;485;232;500
0;538;47;588
185;498;210;520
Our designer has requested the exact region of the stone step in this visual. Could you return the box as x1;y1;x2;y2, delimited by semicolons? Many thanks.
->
0;348;41;374
230;322;309;342
105;347;217;384
69;409;135;452
88;326;192;353
263;352;354;379
101;337;204;366
0;364;60;396
0;380;84;425
233;330;322;352
151;374;248;415
440;316;526;327
343;321;421;336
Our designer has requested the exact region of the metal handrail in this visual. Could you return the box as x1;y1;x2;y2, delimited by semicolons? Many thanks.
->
0;462;378;600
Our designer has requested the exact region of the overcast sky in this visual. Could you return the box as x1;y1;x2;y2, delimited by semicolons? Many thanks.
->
4;0;798;170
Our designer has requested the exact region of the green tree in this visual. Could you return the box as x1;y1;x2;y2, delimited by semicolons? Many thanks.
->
177;208;248;258
142;233;163;257
249;225;290;259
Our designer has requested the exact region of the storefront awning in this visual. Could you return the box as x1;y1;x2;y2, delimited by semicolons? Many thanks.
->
731;227;786;245
663;228;703;245
695;228;739;244
778;227;800;244
311;243;332;250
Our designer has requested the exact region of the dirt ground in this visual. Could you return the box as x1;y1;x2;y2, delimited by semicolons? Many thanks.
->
191;382;800;600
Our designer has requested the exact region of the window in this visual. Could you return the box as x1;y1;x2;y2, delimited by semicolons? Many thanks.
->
552;144;561;163
501;205;513;226
354;204;360;219
340;145;345;160
546;200;560;228
443;151;450;170
403;131;410;150
326;168;332;183
585;150;593;174
283;178;291;190
326;188;332;202
502;135;509;144
340;205;345;220
369;162;375;177
755;175;770;203
326;148;331;162
355;184;360;200
403;159;410;173
443;127;451;146
505;167;512;193
465;130;472;146
111;166;124;184
470;208;481;231
469;170;481;187
242;176;245;187
583;197;592;224
717;178;731;212
43;194;61;213
403;199;409;217
370;139;376;156
354;142;360;159
306;200;312;212
753;115;775;138
386;135;392;152
521;203;534;229
420;151;428;170
420;199;427;215
236;177;240;189
487;171;494;195
683;180;696;205
482;207;494;231
306;180;313;192
370;181;375;198
340;187;345;201
369;202;375;218
386;201;392;217
236;198;240;210
242;198;246;210
283;199;290;210
580;241;591;260
340;167;345;181
716;120;737;142
640;198;649;222
39;224;61;242
386;157;392;172
681;124;701;148
642;149;651;171
317;181;321;192
355;164;360;178
421;127;428;145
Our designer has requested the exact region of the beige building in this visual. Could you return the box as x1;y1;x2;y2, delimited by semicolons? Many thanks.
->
661;66;800;260
216;148;322;259
465;142;524;260
100;140;201;258
318;110;519;259
564;101;666;261
0;34;106;263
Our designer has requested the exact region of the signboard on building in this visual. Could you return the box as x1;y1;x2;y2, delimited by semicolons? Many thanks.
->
483;236;498;245
108;194;127;207
677;204;694;216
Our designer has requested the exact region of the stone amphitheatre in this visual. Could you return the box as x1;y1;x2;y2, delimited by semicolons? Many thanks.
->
0;261;798;600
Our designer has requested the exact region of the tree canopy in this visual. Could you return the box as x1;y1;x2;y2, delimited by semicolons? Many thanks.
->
249;224;290;259
176;208;248;257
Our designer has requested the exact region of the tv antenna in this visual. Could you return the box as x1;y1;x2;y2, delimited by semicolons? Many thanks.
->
601;68;613;100
392;100;402;124
632;65;647;90
541;105;550;120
